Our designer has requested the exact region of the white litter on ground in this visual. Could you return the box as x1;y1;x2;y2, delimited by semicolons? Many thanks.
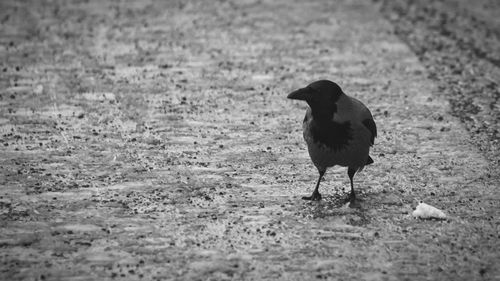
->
412;202;447;219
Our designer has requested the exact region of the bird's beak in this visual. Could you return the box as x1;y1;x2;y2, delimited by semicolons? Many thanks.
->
287;87;309;101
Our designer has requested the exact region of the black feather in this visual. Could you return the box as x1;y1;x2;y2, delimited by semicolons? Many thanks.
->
308;119;352;151
362;118;377;145
366;155;374;165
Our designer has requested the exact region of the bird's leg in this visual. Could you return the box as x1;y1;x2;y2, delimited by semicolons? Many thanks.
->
346;167;356;204
302;169;325;201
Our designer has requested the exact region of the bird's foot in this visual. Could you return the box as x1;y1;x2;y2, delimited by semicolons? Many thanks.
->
344;192;361;208
302;191;322;201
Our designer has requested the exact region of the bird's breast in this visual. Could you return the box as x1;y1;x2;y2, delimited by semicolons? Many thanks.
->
303;117;371;170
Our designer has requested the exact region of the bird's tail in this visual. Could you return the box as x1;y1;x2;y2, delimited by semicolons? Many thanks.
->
357;156;374;173
366;156;374;165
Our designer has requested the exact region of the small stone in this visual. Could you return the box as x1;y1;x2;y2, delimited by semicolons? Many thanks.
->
33;85;44;95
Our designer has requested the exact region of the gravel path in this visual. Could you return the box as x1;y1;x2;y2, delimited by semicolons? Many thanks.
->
1;0;499;280
380;0;500;166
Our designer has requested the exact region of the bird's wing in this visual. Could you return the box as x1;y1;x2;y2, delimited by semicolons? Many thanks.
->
362;118;377;145
349;97;377;145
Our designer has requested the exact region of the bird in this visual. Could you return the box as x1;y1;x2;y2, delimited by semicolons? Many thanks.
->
287;80;377;205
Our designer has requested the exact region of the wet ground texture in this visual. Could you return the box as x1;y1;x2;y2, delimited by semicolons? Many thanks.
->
1;0;499;280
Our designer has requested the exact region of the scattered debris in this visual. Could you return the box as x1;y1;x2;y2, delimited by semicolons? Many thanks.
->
412;202;447;220
33;84;44;95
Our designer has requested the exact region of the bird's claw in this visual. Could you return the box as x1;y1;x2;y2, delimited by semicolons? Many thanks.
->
344;192;361;208
343;194;355;203
302;192;322;201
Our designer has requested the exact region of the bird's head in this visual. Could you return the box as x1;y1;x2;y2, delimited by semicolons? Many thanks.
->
287;80;343;116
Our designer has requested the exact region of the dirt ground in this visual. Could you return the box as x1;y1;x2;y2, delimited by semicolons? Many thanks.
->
0;0;499;280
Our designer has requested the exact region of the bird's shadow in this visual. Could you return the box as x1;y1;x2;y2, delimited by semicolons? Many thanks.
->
298;194;372;226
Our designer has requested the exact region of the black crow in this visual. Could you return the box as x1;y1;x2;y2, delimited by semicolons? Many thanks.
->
288;80;377;204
